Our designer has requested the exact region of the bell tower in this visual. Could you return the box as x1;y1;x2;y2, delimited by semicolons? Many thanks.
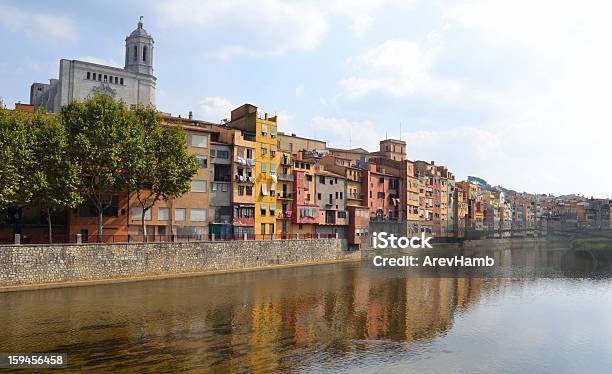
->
125;16;154;76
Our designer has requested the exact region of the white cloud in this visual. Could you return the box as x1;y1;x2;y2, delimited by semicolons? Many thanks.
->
196;97;237;122
155;0;412;56
339;39;449;98
310;117;383;150
0;5;78;42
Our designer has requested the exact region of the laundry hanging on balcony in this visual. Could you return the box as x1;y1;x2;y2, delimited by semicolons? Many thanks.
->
261;183;268;196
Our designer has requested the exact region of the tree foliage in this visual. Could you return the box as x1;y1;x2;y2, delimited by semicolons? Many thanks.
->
0;107;37;209
61;95;143;241
29;111;83;242
131;105;198;238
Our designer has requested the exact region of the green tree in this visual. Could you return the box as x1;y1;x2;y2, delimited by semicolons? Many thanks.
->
29;111;83;243
0;107;37;210
62;95;142;242
131;105;198;240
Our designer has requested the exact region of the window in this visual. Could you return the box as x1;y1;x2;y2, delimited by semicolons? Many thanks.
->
175;208;186;221
191;180;208;192
104;74;107;82
246;186;253;195
131;207;152;220
191;134;208;148
261;123;267;135
98;74;101;81
340;192;343;199
86;72;91;79
317;193;321;200
271;149;276;157
330;179;334;185
269;223;274;233
335;192;339;199
338;211;347;219
260;203;267;216
216;150;229;159
143;45;147;62
238;185;245;196
289;143;293;152
120;78;124;85
270;164;276;175
190;208;206;222
378;192;385;199
133;45;138;61
261;163;267;173
269;203;275;215
261;223;266;234
319;176;325;184
195;155;208;168
379;177;384;184
270;126;277;137
261;146;267;156
246;148;253;159
114;76;118;84
93;73;96;80
158;208;170;220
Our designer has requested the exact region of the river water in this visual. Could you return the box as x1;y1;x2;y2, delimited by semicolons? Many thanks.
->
1;241;612;373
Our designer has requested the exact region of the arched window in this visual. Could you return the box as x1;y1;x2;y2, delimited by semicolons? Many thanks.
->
143;46;147;62
133;45;138;62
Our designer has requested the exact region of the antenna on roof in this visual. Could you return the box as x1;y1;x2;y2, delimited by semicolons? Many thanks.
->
399;122;402;141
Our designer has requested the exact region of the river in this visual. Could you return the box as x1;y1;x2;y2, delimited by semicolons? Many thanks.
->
1;240;612;373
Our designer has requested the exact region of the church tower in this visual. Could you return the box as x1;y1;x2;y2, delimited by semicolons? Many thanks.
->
125;17;154;76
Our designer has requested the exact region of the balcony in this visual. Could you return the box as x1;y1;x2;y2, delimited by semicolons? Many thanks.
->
281;155;292;165
346;193;364;200
277;210;293;219
277;192;293;199
235;175;255;183
232;217;254;226
278;173;294;181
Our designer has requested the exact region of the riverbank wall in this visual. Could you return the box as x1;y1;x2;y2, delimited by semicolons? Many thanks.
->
0;239;358;292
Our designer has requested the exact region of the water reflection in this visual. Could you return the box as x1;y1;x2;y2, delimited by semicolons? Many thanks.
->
1;243;612;373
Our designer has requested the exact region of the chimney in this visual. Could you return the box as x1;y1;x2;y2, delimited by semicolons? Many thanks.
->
291;133;296;137
188;111;193;120
264;113;268;120
430;161;435;165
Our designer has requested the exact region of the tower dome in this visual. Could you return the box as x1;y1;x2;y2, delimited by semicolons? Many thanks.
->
125;17;154;76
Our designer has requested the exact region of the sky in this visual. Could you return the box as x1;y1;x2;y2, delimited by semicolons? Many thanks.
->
0;0;610;198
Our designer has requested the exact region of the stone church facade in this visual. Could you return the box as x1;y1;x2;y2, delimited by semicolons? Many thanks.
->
30;19;156;113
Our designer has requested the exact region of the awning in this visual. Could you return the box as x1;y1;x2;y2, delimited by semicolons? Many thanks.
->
261;183;268;196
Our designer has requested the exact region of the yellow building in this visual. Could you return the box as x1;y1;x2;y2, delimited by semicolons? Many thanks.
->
227;104;279;238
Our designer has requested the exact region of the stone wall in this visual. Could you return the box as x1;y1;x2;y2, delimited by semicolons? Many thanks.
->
0;239;357;290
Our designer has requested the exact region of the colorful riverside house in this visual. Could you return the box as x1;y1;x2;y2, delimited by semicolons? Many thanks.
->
366;157;402;221
401;160;421;235
436;165;454;236
226;104;279;239
208;136;233;238
292;154;318;238
319;154;366;209
454;184;469;237
276;150;294;238
313;166;348;238
216;120;256;239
